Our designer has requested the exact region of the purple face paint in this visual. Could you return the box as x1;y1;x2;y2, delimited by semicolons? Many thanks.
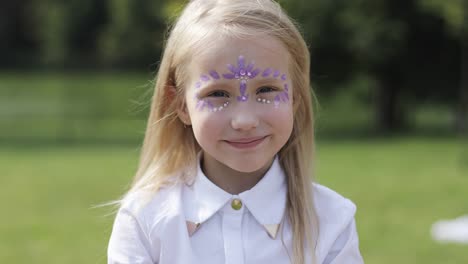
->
273;70;280;78
221;56;262;103
193;55;291;112
262;68;272;77
237;80;248;102
272;88;289;108
223;56;261;81
196;99;203;110
201;75;210;82
274;95;281;107
238;56;245;71
194;69;228;112
246;62;254;72
209;70;220;80
198;100;206;111
206;100;214;111
222;73;235;79
249;68;260;78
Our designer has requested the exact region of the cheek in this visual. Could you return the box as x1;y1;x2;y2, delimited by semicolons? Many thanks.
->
273;108;294;135
189;108;228;143
258;103;294;139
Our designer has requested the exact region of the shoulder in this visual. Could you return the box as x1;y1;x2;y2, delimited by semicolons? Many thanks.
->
108;185;185;263
312;183;362;262
312;183;357;223
119;183;184;233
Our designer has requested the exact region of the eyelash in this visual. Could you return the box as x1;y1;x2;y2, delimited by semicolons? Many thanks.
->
207;90;230;98
206;86;278;98
256;86;277;94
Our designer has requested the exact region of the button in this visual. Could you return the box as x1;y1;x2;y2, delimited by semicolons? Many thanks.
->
231;198;242;210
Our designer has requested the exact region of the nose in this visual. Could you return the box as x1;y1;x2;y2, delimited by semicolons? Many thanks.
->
230;104;259;131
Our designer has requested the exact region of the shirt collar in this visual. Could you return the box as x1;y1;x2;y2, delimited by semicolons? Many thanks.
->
183;154;287;227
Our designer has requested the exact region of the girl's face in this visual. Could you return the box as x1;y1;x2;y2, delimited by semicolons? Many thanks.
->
179;35;293;173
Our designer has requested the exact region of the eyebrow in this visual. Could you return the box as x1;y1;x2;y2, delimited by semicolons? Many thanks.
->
196;77;285;90
254;78;285;86
196;81;232;92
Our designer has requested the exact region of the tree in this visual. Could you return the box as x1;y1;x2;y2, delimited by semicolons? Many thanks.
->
459;0;468;134
283;0;462;132
98;0;166;68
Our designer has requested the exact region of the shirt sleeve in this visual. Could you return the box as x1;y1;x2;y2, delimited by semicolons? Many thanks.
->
107;208;159;264
322;218;364;264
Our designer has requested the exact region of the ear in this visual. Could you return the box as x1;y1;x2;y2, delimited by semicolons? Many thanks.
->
171;86;192;126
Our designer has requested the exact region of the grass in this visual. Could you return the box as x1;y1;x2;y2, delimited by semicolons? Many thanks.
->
316;137;468;263
1;137;467;263
0;146;137;263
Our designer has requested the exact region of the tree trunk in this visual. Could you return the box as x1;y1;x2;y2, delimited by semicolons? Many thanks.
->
374;78;405;133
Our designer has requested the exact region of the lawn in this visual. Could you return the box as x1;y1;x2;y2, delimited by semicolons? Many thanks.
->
315;137;468;263
0;137;466;263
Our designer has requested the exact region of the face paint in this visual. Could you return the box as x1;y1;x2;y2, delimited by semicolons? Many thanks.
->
238;80;248;102
193;55;290;112
200;74;210;82
273;83;289;108
223;55;262;102
262;68;272;77
209;70;220;80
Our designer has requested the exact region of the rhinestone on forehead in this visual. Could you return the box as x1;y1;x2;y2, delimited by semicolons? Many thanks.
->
222;56;261;80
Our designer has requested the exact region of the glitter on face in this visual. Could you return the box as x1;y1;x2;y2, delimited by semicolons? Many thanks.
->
193;55;290;112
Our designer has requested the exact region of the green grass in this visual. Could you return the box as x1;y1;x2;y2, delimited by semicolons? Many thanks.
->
0;146;138;263
1;137;467;263
316;137;468;263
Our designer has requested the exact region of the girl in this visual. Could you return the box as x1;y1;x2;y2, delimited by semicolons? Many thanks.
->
107;0;364;263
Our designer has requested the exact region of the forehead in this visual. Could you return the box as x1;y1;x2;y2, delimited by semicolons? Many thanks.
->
188;35;290;81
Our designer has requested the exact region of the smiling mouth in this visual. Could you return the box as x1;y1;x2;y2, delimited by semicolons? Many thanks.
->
224;136;268;149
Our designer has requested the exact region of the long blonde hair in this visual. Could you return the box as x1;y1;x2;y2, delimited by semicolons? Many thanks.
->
126;0;318;263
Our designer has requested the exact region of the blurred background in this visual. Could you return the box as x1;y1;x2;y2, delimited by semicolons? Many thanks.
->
0;0;467;263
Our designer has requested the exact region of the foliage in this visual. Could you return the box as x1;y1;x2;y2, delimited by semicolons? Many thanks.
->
0;0;464;132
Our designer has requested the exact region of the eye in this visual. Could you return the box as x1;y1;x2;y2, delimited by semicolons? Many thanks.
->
256;86;276;94
208;90;230;98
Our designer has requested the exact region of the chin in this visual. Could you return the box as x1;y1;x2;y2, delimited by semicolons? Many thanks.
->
224;156;271;173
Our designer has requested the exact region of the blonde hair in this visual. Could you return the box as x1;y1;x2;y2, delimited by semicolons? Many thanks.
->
126;0;318;263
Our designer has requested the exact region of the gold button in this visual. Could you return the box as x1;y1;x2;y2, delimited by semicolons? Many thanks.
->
231;198;242;210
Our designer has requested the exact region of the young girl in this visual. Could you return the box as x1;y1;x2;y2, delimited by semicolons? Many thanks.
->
107;0;363;263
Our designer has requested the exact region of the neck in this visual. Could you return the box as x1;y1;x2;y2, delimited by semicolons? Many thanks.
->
201;154;274;194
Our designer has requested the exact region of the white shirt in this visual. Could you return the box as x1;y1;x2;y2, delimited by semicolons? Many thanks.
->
108;157;364;264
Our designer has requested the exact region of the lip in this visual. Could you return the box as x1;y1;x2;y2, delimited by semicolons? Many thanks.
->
224;136;268;149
